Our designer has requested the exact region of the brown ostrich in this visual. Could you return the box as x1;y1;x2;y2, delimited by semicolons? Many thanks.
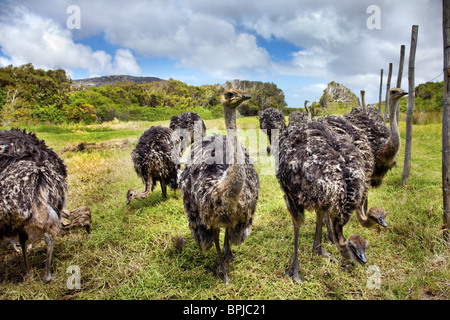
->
180;88;260;285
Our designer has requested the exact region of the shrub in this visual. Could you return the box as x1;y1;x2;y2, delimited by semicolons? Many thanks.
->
63;103;97;124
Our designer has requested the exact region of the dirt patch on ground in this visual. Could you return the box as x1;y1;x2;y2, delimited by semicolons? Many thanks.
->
62;138;137;153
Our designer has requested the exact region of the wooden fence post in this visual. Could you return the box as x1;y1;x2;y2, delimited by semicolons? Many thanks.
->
396;45;406;124
401;25;419;187
384;63;393;123
379;69;383;114
442;0;450;242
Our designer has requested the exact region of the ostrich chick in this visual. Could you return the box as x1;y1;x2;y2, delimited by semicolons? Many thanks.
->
0;160;67;282
274;120;369;283
169;112;206;156
259;108;286;155
180;88;260;285
127;126;180;204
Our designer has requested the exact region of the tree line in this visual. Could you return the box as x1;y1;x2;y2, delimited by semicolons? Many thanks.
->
0;64;288;126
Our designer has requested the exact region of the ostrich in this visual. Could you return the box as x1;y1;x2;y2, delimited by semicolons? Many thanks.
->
350;90;384;124
273;120;368;283
169;112;206;155
0;129;68;282
315;116;387;229
288;101;311;126
127;126;180;205
344;88;408;213
180;88;260;285
0;128;66;177
259;108;286;155
288;111;308;126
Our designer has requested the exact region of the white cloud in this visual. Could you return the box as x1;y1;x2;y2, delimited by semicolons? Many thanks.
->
0;0;444;105
0;5;141;76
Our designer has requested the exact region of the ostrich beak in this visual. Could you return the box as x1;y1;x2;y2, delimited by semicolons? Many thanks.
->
377;216;388;228
126;198;131;205
241;94;252;100
351;247;367;265
355;250;367;265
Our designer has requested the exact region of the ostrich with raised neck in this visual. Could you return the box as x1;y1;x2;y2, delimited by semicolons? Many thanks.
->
180;88;260;285
344;88;407;221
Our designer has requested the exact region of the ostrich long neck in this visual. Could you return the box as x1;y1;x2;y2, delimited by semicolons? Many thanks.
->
218;105;245;203
387;96;401;154
134;188;152;200
356;207;375;228
134;180;153;200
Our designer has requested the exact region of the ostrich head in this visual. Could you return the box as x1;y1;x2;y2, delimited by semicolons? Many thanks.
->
389;87;408;102
367;206;388;227
126;188;137;205
345;235;368;265
220;88;251;109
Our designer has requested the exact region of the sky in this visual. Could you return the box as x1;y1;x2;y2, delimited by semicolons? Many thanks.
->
0;0;444;108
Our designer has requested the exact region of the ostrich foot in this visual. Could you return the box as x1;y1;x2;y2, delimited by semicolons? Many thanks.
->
223;247;236;263
284;259;302;284
43;274;53;283
217;263;229;286
321;251;339;264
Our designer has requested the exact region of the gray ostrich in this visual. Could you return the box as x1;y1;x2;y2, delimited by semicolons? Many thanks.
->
316;116;387;229
127;126;180;204
259;108;286;155
288;101;311;126
0;129;68;282
180;88;260;285
273;120;369;283
169;112;206;155
288;110;309;126
344;88;408;213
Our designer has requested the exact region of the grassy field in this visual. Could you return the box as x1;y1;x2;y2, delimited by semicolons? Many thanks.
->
0;115;448;300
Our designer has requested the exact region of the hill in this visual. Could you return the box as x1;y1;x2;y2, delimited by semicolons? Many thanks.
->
72;75;165;87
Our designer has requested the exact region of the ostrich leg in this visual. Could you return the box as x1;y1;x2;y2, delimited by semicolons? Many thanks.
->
213;228;229;286
43;233;55;283
18;231;30;281
223;228;235;262
160;179;167;199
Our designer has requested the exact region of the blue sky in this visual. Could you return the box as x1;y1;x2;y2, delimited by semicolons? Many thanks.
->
0;0;443;108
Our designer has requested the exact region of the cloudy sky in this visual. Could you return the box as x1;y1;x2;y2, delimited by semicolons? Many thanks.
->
0;0;443;108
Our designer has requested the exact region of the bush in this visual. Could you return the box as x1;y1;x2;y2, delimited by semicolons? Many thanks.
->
63;103;97;124
31;104;66;124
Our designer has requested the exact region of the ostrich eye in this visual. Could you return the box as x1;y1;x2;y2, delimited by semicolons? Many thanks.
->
226;91;234;98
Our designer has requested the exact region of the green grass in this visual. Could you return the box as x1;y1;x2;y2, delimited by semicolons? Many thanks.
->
0;115;448;300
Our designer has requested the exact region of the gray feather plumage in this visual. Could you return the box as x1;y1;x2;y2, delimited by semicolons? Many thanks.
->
288;110;308;126
180;134;260;251
131;126;180;191
274;120;366;226
0;129;68;283
343;107;392;187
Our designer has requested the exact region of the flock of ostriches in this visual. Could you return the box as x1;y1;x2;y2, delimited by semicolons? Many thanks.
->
0;87;407;285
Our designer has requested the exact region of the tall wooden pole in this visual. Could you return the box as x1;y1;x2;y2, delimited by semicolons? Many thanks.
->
442;0;450;242
379;68;383;114
396;45;406;124
384;63;393;123
401;25;419;187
